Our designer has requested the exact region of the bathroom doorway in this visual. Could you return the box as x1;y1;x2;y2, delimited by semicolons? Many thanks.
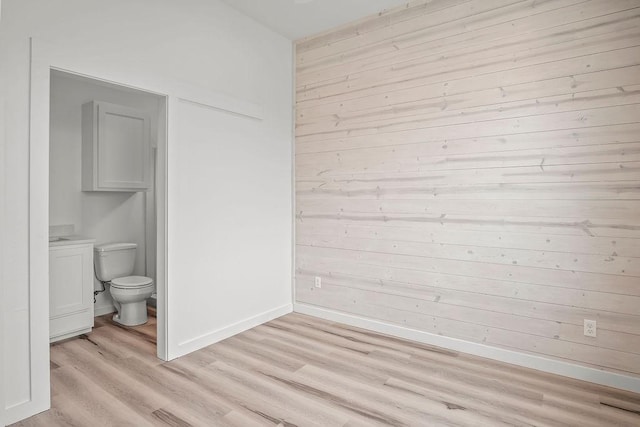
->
47;69;168;359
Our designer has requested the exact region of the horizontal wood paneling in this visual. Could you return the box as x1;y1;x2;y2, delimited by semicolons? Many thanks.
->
295;0;640;377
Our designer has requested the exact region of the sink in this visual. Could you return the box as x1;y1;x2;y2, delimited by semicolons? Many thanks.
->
49;235;96;246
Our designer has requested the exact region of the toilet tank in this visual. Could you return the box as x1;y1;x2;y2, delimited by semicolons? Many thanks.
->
94;243;137;281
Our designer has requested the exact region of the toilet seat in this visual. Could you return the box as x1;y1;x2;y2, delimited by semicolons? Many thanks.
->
111;275;153;289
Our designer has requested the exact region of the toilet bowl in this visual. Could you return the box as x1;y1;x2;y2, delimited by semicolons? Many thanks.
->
94;243;153;327
110;276;154;326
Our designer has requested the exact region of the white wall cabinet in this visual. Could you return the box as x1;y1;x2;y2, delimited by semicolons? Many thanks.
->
82;100;151;191
49;243;94;342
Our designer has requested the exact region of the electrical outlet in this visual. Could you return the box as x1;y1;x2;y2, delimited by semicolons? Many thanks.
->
584;319;597;337
314;276;322;288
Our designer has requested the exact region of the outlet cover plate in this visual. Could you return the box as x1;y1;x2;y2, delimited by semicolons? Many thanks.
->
584;319;597;337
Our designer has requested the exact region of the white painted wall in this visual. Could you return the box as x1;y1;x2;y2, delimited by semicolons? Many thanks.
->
0;23;3;427
170;98;293;356
0;6;6;420
0;0;293;424
0;7;36;420
0;65;7;427
49;72;160;315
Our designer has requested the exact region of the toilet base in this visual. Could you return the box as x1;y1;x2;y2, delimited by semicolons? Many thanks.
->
112;300;149;326
109;282;154;327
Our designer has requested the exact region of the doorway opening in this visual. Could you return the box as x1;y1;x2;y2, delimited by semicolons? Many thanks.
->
48;69;167;359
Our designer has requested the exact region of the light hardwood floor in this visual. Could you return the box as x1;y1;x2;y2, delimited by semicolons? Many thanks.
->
13;312;640;426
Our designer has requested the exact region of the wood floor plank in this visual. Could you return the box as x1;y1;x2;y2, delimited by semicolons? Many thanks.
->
12;313;640;426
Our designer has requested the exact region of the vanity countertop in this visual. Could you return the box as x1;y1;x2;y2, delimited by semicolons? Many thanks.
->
49;235;96;247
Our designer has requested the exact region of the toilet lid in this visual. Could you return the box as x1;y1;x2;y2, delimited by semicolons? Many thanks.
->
111;275;153;288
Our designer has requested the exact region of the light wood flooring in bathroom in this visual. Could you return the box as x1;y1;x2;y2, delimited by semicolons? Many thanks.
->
13;312;640;426
96;309;159;347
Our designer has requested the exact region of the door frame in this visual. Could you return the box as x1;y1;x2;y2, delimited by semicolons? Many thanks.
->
21;36;264;423
25;38;170;419
0;70;6;427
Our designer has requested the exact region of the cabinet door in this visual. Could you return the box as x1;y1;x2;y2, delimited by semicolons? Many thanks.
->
49;246;93;319
97;102;150;190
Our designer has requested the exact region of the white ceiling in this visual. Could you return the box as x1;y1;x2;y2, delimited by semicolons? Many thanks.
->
220;0;409;40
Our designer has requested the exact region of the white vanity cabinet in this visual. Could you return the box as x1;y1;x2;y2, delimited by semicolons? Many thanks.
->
82;100;151;192
49;240;95;342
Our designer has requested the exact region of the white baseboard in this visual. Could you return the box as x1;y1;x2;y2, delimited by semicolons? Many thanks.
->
294;303;640;394
94;305;115;317
170;303;293;360
5;398;49;426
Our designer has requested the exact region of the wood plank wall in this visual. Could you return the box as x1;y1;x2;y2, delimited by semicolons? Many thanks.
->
294;0;640;376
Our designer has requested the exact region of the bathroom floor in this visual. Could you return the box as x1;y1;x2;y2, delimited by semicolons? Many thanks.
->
94;308;157;350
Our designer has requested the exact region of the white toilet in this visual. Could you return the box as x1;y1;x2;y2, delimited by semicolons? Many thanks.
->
94;243;154;326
